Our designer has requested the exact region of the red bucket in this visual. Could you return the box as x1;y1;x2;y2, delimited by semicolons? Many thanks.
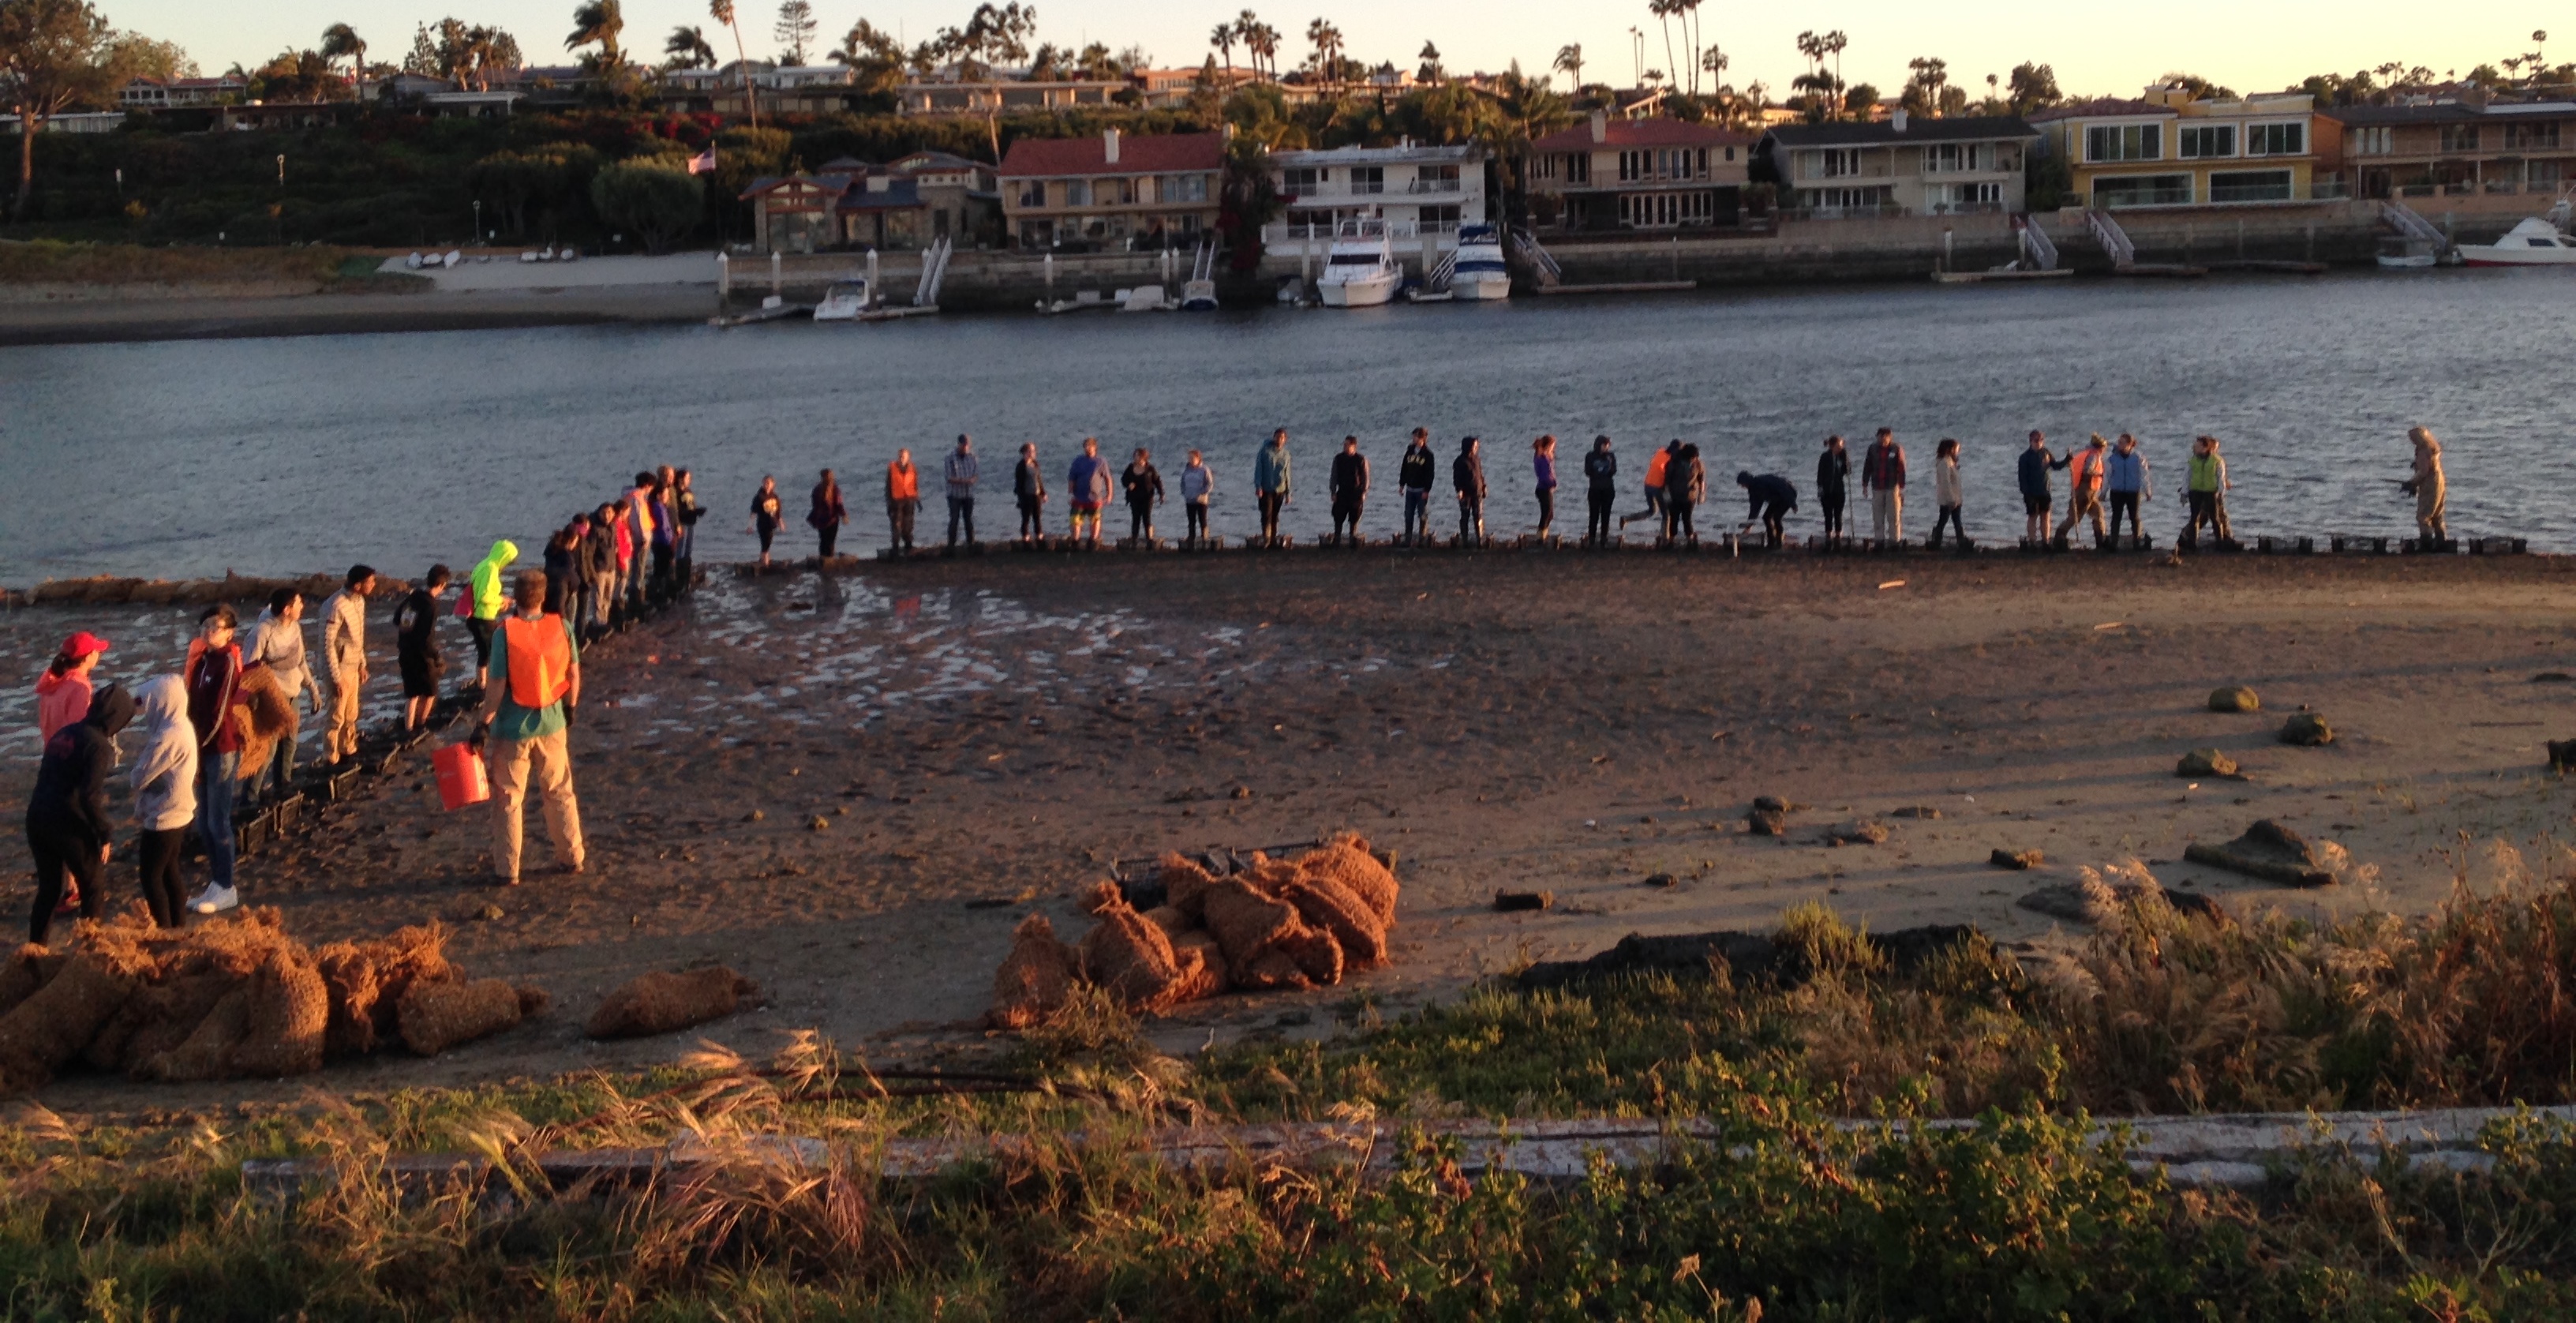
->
432;741;490;811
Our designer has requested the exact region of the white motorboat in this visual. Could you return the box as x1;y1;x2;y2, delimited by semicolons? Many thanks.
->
2457;216;2576;267
2376;235;2439;268
1449;223;1511;301
813;278;874;321
1180;278;1218;310
1316;220;1400;308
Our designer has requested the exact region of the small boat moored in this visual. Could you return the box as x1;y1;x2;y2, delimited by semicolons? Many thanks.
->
1449;224;1511;301
2457;215;2576;267
1316;219;1401;309
813;278;874;321
2376;235;2440;268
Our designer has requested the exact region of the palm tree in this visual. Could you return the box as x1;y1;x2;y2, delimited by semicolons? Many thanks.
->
320;23;368;95
1552;43;1582;90
1647;0;1677;101
1676;0;1703;95
1209;23;1235;77
1824;30;1848;111
709;0;756;127
1247;22;1281;83
665;24;716;69
1305;18;1343;83
566;0;624;70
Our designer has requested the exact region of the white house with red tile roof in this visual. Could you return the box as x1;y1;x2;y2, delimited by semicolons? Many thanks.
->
997;129;1225;249
1262;141;1487;254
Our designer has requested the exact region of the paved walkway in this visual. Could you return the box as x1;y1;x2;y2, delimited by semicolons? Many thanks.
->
377;252;720;290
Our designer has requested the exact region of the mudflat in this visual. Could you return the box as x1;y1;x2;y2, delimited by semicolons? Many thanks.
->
6;549;2574;1104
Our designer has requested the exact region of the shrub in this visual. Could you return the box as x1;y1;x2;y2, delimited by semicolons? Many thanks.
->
587;160;703;253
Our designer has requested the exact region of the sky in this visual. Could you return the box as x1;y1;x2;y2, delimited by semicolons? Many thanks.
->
117;0;2551;103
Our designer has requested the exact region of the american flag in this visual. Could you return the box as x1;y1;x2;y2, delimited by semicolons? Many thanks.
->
687;147;717;174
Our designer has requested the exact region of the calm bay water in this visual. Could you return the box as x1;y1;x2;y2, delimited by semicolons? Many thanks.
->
3;267;2571;581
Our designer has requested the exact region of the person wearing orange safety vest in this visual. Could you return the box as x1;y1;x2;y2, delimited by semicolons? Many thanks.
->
2053;433;2111;548
886;450;921;553
473;570;584;887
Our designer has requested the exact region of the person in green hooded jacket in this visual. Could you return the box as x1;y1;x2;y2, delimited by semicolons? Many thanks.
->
465;539;518;680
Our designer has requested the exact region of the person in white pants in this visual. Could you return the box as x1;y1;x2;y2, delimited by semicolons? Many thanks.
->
1862;427;1908;548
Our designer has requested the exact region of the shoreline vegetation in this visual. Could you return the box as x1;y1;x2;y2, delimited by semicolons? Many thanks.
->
9;875;2576;1318
0;239;431;298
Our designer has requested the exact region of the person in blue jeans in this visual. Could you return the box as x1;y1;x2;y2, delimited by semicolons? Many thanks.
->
183;604;245;914
1398;429;1436;545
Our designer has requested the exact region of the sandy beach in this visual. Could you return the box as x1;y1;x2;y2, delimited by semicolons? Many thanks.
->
6;547;2575;1106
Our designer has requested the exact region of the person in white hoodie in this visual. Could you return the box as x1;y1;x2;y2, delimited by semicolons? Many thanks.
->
126;674;198;928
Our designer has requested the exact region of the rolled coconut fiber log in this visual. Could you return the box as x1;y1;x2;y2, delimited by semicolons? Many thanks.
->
989;914;1082;1029
399;978;547;1056
586;967;760;1040
1285;876;1387;969
0;943;51;1018
1170;930;1230;999
1201;877;1301;972
138;988;252;1083
1077;905;1187;1013
1160;853;1219;921
1295;834;1399;926
0;946;151;1091
96;971;237;1074
230;946;331;1078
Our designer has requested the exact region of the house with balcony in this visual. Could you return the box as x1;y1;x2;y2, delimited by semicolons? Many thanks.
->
740;151;1001;253
998;129;1224;250
119;76;248;109
1758;111;2038;218
1262;142;1488;253
2033;85;2325;208
2317;99;2576;200
1525;111;1754;231
900;78;1127;116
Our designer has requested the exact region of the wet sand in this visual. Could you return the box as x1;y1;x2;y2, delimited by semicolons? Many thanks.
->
0;285;710;345
8;549;2576;1107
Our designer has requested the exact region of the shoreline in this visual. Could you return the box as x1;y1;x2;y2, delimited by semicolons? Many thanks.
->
0;283;713;346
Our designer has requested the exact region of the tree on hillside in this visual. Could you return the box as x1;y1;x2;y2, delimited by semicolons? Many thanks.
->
110;32;193;81
319;23;365;91
773;0;815;67
1648;0;1678;99
1208;23;1235;77
1842;82;1878;118
1552;43;1581;89
0;0;122;219
2005;62;2059;116
2155;70;2234;100
590;159;702;253
1236;13;1279;82
1901;56;1949;116
663;24;714;70
406;18;522;91
831;18;904;103
247;48;346;101
566;0;625;71
709;0;756;127
1302;19;1343;83
1417;40;1441;85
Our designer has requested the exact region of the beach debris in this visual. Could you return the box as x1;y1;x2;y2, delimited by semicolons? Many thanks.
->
1990;849;2045;871
2279;713;2334;746
2166;890;2232;924
809;815;830;831
2183;820;2342;888
1877;579;1906;590
1076;879;1124;915
1492;890;1554;913
2207;686;2261;713
2177;748;2241;778
1827;820;1889;846
1519;922;1984;991
2548;740;2576;776
2533;672;2574;684
0;911;523;1093
987;835;1401;1026
1747;795;1799;836
2016;860;2164;927
1889;805;1942;819
1643;872;1679;889
399;980;549;1057
585;967;761;1040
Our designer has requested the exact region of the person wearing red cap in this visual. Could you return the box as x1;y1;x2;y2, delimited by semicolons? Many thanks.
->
34;632;107;744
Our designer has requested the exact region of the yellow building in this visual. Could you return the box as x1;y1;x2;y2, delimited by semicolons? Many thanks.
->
2034;84;2324;208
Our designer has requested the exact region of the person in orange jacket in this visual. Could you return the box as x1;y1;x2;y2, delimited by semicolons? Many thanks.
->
885;452;920;553
2054;433;2110;548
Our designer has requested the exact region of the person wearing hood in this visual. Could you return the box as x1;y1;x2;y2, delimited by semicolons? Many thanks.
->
465;538;519;679
2402;426;2447;544
34;631;107;744
1738;470;1797;549
25;680;134;943
184;605;243;915
1398;429;1436;546
125;674;197;928
1452;436;1488;545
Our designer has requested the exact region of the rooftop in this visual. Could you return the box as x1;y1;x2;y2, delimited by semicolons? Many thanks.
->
2028;98;2177;123
998;130;1226;178
1764;114;2038;146
1269;142;1485;165
1530;117;1758;151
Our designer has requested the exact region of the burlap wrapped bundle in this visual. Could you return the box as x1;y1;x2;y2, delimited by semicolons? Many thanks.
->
100;972;237;1075
1159;853;1218;920
1170;930;1230;1001
1274;925;1345;987
1285;876;1387;969
1077;905;1185;1013
988;914;1082;1029
1142;905;1192;936
314;942;384;1056
140;988;251;1083
0;946;151;1091
0;943;50;1018
1202;877;1299;971
1297;834;1399;927
233;665;300;787
1241;854;1302;898
586;967;758;1040
398;979;546;1056
229;946;329;1078
1235;947;1314;992
1076;879;1123;915
363;924;457;1045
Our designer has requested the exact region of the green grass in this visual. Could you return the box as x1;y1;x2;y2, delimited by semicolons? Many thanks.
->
11;860;2576;1317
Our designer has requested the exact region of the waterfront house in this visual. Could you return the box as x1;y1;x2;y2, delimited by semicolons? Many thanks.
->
119;76;247;109
1526;111;1755;230
997;129;1225;250
1264;141;1488;253
1758;111;2039;218
2031;85;2326;208
2317;98;2576;200
1133;66;1260;108
742;152;1000;253
900;78;1128;116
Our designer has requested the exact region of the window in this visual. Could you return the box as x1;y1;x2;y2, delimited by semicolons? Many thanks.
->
1531;154;1556;181
1413;163;1461;193
1280;166;1321;192
2505;122;2563;149
2245;122;2304;156
2208;169;2293;202
1349;166;1383;194
1925;142;1986;173
1159;173;1208;202
2092;173;2192;207
2178;125;2236;159
1724;145;1736;162
1567;152;1590;184
1015;180;1045;207
2439;123;2480;152
2086;123;2162;162
2353;126;2394;156
1801;185;1890;212
1930;181;2003;212
1417;203;1461;231
1814;148;1862;178
1618;150;1646;181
